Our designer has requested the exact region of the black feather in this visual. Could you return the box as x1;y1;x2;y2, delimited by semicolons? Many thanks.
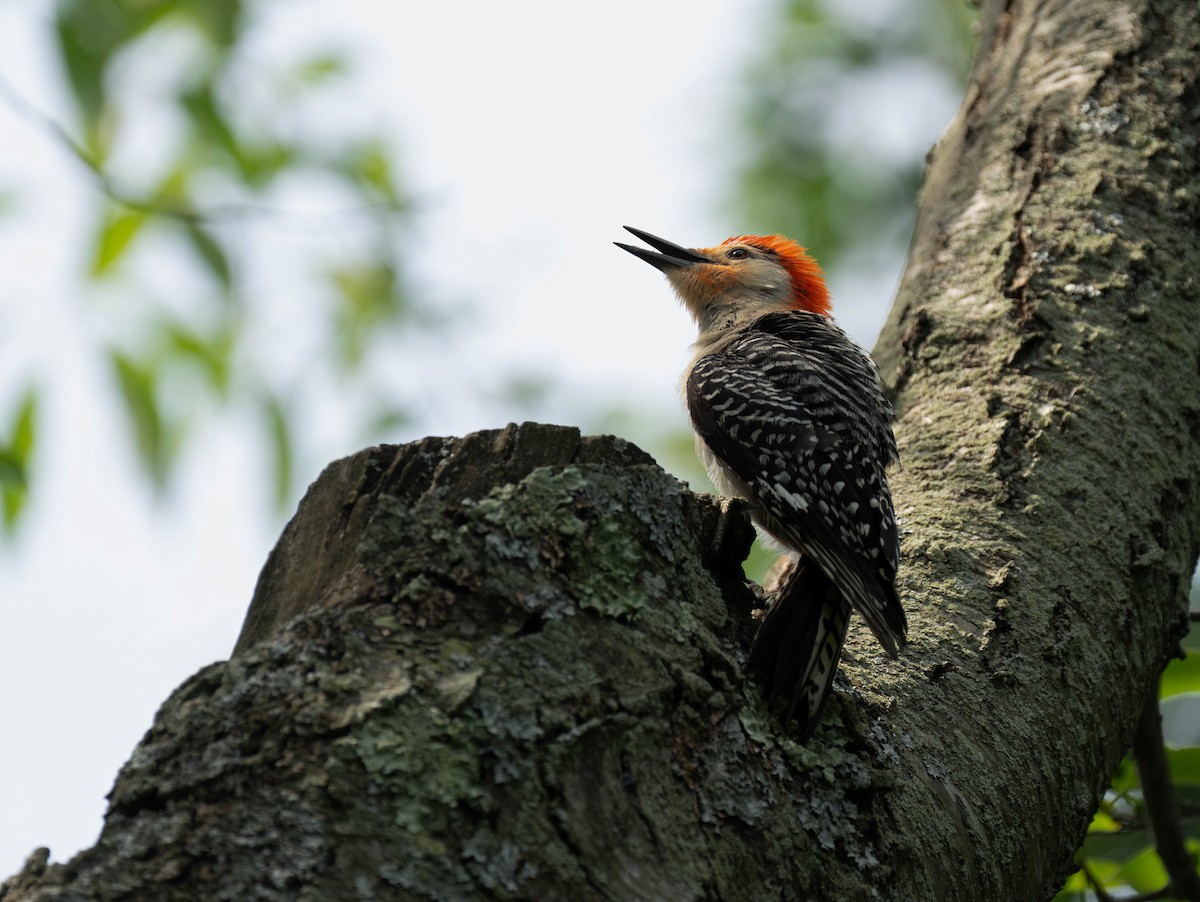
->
687;309;906;734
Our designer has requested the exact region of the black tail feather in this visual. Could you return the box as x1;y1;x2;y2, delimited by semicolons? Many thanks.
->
747;558;851;742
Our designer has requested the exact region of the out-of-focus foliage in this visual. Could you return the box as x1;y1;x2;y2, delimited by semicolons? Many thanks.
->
1055;591;1200;901
0;388;37;535
4;0;426;526
733;0;975;272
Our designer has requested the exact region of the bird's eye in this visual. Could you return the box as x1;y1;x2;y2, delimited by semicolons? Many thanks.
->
728;247;750;260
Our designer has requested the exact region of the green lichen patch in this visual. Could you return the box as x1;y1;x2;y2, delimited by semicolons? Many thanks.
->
570;517;650;617
465;466;589;569
353;692;485;834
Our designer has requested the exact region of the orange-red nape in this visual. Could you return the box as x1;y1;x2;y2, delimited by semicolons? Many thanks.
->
721;234;832;316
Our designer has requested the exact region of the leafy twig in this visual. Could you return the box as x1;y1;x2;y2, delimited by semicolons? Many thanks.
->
0;67;400;227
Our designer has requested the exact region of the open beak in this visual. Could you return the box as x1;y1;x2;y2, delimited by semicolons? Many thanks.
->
614;226;711;273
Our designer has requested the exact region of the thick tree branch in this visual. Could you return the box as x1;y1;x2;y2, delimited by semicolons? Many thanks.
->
866;0;1200;895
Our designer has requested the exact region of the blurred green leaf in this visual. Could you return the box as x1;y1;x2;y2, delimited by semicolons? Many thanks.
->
1112;845;1168;893
33;0;420;521
11;388;36;461
296;54;349;84
0;450;25;490
1168;747;1200;787
1109;755;1139;798
180;78;242;166
162;320;235;397
262;391;293;511
180;78;296;186
0;443;29;533
110;350;169;487
153;168;190;205
1161;653;1200;699
346;143;403;206
91;208;147;275
178;0;242;48
183;222;233;292
0;387;38;532
54;0;173;159
1087;809;1122;833
330;262;404;366
239;144;297;186
53;11;104;127
1080;856;1121;885
54;6;117;159
1050;868;1087;901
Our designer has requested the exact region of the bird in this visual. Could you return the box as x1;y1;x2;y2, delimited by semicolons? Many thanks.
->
615;226;906;741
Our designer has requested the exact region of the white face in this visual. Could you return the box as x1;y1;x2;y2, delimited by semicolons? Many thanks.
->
666;242;794;326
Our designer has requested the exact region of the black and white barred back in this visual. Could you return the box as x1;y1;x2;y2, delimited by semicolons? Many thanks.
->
686;309;906;739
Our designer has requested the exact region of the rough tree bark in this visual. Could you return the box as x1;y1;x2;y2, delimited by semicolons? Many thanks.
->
4;0;1200;899
870;0;1200;896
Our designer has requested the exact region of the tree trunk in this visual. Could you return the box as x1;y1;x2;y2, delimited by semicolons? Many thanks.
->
4;1;1200;900
869;0;1200;895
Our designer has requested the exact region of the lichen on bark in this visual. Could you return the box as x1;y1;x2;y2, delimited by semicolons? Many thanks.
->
2;424;911;901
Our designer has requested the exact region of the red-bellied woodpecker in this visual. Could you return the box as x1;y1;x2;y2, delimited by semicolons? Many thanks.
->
615;226;906;741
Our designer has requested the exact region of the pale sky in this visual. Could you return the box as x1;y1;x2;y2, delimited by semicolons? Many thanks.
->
0;0;964;877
